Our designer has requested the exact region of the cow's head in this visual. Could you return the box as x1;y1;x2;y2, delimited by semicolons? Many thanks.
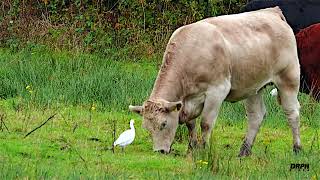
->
129;99;182;153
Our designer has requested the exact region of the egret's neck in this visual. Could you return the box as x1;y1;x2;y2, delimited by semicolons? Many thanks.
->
130;123;135;130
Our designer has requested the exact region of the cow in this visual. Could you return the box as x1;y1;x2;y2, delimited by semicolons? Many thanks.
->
243;0;320;33
296;23;320;100
243;0;320;101
129;7;302;157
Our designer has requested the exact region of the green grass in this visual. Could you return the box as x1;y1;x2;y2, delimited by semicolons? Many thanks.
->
0;47;319;179
0;45;158;110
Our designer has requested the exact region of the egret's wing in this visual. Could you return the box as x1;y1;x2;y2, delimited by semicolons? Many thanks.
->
114;130;134;146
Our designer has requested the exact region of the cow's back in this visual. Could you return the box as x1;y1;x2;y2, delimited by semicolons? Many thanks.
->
202;8;297;100
161;7;298;101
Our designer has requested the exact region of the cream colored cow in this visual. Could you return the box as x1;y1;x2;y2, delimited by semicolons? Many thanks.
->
130;7;301;156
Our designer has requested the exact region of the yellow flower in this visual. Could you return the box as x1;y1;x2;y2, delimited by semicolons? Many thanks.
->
263;138;271;145
311;175;317;180
91;103;96;111
26;85;33;94
197;160;208;165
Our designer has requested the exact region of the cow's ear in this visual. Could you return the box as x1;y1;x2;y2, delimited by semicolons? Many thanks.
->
129;105;143;115
164;101;182;112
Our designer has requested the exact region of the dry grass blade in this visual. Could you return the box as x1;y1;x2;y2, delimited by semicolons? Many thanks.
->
0;113;9;132
112;119;116;153
24;113;56;138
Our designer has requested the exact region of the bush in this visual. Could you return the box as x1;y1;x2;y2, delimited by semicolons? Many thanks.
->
0;0;247;60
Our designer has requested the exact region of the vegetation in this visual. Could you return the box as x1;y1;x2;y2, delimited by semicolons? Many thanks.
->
0;49;319;179
0;0;319;179
0;46;157;110
1;0;247;60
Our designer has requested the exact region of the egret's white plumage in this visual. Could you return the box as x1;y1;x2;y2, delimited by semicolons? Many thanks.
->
270;88;278;97
113;119;135;150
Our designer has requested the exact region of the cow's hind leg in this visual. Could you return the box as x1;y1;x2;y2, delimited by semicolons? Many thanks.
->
200;81;231;147
275;66;302;153
239;91;266;157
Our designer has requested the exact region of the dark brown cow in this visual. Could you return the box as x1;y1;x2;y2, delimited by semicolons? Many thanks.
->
296;23;320;100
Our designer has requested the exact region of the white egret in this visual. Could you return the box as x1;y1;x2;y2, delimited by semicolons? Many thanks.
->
113;119;135;152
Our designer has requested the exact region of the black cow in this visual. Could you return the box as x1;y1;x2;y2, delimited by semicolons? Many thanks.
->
243;0;320;33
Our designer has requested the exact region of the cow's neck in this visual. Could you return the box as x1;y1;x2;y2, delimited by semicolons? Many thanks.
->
149;69;182;102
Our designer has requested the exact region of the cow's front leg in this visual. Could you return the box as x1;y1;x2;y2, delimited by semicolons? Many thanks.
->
239;92;266;157
186;119;198;150
179;94;205;149
200;82;231;147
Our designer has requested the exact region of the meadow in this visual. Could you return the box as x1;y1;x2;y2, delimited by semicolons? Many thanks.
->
0;46;319;179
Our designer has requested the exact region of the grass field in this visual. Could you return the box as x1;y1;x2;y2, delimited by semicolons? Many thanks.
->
0;47;319;179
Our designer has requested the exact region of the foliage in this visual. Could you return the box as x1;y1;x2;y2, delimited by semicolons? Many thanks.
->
0;47;319;179
0;0;247;60
1;1;319;179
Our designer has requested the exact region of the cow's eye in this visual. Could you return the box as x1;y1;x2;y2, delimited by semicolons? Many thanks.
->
160;121;167;130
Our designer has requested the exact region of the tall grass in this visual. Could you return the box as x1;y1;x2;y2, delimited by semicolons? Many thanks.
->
0;46;158;111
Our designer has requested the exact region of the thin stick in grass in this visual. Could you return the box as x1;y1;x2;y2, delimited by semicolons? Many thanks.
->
0;114;9;132
60;138;88;169
24;113;56;138
67;142;87;169
112;119;116;153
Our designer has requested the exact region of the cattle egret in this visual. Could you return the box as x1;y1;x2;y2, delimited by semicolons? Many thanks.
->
113;119;135;152
270;88;278;96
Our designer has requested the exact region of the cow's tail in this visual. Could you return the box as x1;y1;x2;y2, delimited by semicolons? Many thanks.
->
274;6;286;22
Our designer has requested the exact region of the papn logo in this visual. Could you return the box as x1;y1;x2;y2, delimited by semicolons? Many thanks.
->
290;163;310;171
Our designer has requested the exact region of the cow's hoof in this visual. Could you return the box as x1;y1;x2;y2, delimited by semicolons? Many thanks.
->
293;144;302;154
238;143;252;157
238;149;252;157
